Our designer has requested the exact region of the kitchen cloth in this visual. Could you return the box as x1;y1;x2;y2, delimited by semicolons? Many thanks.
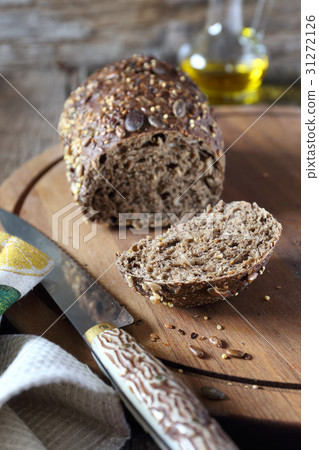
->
0;334;130;449
0;335;130;450
0;231;54;315
0;231;130;448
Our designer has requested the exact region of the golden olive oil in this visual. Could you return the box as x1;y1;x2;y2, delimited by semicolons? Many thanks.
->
179;26;269;104
180;55;268;104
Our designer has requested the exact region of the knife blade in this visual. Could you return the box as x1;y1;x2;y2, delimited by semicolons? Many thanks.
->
0;208;237;450
0;208;133;331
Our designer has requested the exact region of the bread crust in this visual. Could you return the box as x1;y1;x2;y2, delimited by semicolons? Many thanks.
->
116;201;282;307
58;55;225;225
117;252;274;307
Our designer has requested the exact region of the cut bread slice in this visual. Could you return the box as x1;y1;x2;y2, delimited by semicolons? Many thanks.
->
58;55;225;227
116;201;282;307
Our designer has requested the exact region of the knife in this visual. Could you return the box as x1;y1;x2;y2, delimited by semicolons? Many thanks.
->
0;208;237;450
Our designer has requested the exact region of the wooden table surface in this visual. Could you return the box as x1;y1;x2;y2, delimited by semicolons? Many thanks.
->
0;71;301;450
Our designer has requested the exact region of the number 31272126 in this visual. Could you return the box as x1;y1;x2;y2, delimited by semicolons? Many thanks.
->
306;15;316;75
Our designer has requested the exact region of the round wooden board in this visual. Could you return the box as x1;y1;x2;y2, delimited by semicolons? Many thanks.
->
0;106;300;426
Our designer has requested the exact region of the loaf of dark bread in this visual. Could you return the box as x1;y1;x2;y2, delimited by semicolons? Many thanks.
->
116;201;282;307
58;55;225;227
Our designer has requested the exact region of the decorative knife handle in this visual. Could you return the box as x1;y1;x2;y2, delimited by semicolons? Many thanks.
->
85;324;237;450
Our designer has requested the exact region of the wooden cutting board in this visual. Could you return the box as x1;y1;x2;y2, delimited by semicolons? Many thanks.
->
0;105;300;427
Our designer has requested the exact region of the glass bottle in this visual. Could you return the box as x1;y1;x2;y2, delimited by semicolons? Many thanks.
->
178;0;273;104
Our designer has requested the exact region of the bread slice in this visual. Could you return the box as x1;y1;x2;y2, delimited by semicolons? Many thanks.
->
58;55;225;227
116;201;282;307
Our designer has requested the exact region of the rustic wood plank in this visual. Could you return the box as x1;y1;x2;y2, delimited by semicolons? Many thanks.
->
0;69;67;184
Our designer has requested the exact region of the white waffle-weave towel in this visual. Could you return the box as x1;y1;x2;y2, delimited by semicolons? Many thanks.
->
0;334;130;449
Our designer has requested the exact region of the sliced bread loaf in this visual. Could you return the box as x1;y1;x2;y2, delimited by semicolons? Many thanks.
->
116;201;282;307
58;55;225;227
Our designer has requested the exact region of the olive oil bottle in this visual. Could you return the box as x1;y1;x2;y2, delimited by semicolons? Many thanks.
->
179;0;272;104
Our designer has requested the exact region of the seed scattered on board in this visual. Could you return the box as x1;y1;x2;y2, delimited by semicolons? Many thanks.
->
216;324;223;330
209;336;223;348
178;368;184;373
264;295;270;301
226;349;246;358
189;345;205;358
201;386;226;401
135;319;143;325
150;333;160;342
224;349;252;360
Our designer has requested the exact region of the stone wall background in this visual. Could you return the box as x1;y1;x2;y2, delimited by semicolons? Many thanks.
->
0;0;300;82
